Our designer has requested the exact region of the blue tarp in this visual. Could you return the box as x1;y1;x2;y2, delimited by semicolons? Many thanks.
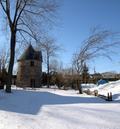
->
97;79;108;85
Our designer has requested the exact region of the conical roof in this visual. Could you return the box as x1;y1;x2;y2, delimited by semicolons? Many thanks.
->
18;44;42;61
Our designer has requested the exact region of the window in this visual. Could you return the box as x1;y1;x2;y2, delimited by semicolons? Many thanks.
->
30;61;34;67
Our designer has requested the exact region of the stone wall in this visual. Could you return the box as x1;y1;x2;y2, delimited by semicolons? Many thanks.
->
16;60;42;87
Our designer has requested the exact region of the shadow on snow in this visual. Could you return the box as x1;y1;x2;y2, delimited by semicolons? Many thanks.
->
0;89;119;115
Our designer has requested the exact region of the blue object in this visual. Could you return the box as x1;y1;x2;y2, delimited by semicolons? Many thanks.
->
97;79;108;85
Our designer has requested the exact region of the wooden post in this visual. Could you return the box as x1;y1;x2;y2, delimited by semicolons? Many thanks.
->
107;92;110;101
110;92;112;101
107;92;112;101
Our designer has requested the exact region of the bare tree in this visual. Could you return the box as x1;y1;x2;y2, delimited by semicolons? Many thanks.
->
49;59;59;72
39;37;61;88
0;48;9;70
72;53;83;93
0;48;9;89
0;0;58;92
73;28;120;94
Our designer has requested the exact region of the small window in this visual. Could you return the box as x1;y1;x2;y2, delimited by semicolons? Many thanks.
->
30;61;34;67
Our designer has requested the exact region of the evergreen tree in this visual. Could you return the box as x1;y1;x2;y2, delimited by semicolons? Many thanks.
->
81;63;89;83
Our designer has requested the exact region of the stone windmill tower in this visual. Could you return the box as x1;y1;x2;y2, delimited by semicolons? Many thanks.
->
16;44;42;88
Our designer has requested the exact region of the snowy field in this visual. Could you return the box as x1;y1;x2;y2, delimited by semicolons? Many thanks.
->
0;82;120;129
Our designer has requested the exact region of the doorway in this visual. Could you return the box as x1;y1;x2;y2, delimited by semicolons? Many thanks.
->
30;79;35;88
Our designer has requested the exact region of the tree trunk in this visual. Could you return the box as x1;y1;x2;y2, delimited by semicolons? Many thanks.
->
6;32;16;93
79;83;83;94
77;80;83;94
47;54;50;88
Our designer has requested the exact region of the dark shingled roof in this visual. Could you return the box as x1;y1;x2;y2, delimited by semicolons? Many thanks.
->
18;44;42;61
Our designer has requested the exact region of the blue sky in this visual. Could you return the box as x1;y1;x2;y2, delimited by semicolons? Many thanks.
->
0;0;120;73
51;0;120;73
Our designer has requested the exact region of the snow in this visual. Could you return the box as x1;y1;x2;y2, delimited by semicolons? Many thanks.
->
91;80;120;98
0;82;120;129
81;83;97;90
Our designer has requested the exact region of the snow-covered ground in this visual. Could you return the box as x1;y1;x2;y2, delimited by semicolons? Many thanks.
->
91;80;120;100
0;82;120;129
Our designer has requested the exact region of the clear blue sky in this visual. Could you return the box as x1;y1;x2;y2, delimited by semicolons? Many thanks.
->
0;0;120;73
51;0;120;73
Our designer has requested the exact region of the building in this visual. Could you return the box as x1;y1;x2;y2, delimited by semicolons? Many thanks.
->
16;44;42;88
101;72;120;81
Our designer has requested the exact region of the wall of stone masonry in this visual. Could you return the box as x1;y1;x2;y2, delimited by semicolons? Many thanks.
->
16;60;42;87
